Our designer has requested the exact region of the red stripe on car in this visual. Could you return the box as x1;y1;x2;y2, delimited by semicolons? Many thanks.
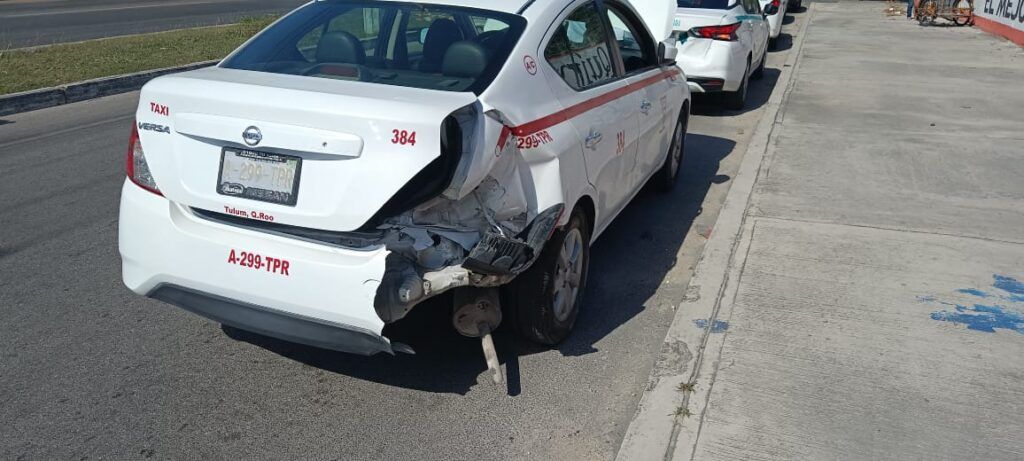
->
511;67;682;137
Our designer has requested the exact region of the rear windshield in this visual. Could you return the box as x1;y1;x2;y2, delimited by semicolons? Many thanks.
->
677;0;733;9
221;1;526;94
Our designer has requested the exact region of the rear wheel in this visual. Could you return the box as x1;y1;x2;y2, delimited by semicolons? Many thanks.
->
503;208;590;345
723;59;750;110
655;106;688;192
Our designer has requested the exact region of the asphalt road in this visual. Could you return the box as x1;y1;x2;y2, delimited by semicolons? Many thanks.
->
0;11;806;459
0;0;306;48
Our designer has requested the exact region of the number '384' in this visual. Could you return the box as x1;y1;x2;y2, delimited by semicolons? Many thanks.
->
391;129;417;146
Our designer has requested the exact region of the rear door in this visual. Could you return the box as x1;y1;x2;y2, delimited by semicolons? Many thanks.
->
541;1;640;223
605;2;677;181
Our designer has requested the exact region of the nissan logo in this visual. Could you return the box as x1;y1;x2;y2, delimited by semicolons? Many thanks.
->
242;126;262;146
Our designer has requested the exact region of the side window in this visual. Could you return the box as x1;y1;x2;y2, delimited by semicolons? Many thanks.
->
605;5;657;73
544;2;618;91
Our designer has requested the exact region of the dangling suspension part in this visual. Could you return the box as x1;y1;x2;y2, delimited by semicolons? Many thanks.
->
452;288;504;385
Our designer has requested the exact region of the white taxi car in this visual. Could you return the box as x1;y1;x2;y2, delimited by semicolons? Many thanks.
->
759;0;788;48
672;0;769;109
120;0;690;361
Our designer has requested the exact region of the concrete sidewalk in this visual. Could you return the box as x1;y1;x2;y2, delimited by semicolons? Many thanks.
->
620;2;1024;460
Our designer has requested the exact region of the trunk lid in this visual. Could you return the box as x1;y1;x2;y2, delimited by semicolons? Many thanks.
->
672;8;730;34
136;67;477;232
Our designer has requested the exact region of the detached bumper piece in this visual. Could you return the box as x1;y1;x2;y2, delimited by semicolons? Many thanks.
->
150;285;394;356
463;204;564;276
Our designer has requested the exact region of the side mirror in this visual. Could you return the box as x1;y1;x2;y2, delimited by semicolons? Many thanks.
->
658;39;678;63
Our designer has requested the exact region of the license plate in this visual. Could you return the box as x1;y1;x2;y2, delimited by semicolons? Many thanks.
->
217;147;301;206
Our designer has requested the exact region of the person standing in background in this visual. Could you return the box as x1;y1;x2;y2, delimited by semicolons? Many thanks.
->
907;0;914;18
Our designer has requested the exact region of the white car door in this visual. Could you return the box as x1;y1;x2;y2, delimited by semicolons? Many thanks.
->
739;0;769;62
541;1;640;224
604;2;676;180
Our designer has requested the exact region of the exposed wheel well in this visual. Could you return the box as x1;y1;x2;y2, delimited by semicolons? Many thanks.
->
573;195;596;236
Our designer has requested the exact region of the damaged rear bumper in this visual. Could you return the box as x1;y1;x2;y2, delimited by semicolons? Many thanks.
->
150;285;393;355
120;180;564;355
119;180;395;354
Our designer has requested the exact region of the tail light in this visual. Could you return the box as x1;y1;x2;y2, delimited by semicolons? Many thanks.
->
126;123;162;196
689;23;742;41
765;0;781;15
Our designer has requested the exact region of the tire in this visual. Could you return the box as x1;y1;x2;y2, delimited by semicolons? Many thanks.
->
752;45;767;79
655;106;688;192
723;59;750;110
767;36;777;52
503;208;590;345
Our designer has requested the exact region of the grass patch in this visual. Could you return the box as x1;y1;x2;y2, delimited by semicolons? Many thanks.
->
0;16;277;96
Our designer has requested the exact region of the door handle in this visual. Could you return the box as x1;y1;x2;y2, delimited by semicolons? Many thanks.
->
640;99;652;115
584;129;603;150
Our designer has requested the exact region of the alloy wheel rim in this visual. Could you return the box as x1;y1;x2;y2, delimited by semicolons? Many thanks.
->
552;228;584;322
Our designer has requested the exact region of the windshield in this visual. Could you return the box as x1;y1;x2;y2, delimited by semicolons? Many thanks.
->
221;1;526;94
676;0;733;9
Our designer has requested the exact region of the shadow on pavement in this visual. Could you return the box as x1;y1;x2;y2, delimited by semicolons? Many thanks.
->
771;32;794;52
916;20;969;27
691;67;781;116
783;13;796;25
224;133;736;396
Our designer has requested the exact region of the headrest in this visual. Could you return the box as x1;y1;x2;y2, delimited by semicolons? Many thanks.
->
421;19;462;72
315;31;366;65
442;41;489;78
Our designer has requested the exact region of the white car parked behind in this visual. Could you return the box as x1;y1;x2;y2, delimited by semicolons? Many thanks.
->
759;0;788;48
672;0;769;109
119;0;690;371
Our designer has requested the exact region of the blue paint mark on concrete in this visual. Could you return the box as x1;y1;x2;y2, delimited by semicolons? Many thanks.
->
922;274;1024;335
956;288;991;298
994;275;1024;302
930;304;1024;334
694;318;729;333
